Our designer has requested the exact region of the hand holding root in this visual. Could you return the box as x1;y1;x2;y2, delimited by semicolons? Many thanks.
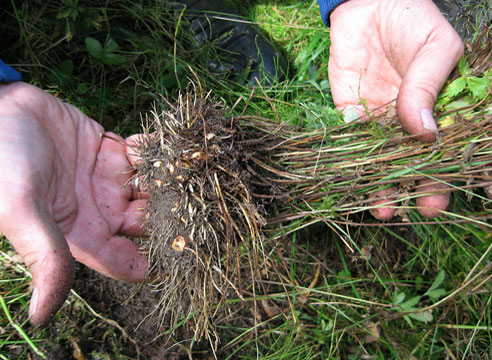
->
0;83;147;325
329;0;465;219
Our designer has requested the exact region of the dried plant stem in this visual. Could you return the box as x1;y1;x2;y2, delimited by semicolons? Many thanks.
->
133;79;492;345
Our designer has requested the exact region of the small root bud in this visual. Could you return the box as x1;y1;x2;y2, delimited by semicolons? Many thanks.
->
171;236;186;252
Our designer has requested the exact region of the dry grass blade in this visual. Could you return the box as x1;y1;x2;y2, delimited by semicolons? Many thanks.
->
260;110;492;226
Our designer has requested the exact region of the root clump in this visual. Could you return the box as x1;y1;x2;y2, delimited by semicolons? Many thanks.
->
132;85;281;342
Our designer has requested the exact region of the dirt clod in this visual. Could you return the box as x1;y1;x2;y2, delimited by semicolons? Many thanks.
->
132;83;279;343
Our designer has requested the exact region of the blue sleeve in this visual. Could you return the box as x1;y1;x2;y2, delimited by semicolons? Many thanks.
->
317;0;347;26
0;60;22;83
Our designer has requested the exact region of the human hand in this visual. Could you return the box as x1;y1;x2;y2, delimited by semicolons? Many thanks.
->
328;0;464;219
0;82;148;325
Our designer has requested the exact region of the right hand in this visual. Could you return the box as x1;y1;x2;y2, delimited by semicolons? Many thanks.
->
0;82;148;325
328;0;464;219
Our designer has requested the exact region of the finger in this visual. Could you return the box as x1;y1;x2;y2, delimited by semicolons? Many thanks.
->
368;187;398;220
396;23;464;142
119;199;148;236
130;176;150;201
93;133;138;220
414;179;451;218
68;234;147;282
125;134;149;168
0;203;74;325
124;134;151;199
97;132;135;188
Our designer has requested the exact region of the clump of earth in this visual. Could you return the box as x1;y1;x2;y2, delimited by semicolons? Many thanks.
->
130;84;284;343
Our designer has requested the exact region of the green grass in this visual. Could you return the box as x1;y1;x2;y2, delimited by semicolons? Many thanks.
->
1;0;492;359
0;247;46;359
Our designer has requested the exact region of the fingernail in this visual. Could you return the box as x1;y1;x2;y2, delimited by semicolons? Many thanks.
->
421;109;437;132
29;287;38;318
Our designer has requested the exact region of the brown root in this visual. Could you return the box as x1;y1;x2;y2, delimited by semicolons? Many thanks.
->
131;83;281;343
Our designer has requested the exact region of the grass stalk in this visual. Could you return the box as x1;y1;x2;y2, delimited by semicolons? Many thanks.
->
0;295;45;359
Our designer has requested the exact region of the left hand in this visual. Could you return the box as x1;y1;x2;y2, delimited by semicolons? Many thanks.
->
328;0;464;219
0;82;148;324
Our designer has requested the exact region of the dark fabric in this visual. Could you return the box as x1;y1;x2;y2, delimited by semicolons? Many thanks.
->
433;0;491;40
317;0;347;26
0;59;22;83
171;0;288;85
316;0;491;38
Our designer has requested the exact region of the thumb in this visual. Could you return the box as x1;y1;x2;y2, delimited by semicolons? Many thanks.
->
0;202;74;325
396;26;463;143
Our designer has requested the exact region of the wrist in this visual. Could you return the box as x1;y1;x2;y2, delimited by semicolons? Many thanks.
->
329;0;377;28
317;0;347;26
0;60;22;83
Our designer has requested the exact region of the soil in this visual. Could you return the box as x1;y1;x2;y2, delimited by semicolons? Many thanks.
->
43;261;266;359
71;265;191;359
28;216;418;360
33;263;197;360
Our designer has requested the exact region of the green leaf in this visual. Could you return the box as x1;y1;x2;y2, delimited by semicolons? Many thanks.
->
307;62;318;81
337;269;351;278
70;9;79;21
60;59;73;76
403;315;414;328
85;37;103;59
399;295;420;310
393;292;406;306
320;79;330;91
321;318;334;332
466;77;491;99
458;56;471;77
343;107;359;123
102;53;125;65
160;73;178;89
407;310;433;323
424;270;446;301
104;38;119;54
76;83;88;95
425;288;447;301
443;95;474;113
57;8;73;19
444;77;467;98
428;270;445;292
49;60;73;86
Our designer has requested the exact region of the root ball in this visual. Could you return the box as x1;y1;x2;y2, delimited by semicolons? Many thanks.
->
132;84;279;341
